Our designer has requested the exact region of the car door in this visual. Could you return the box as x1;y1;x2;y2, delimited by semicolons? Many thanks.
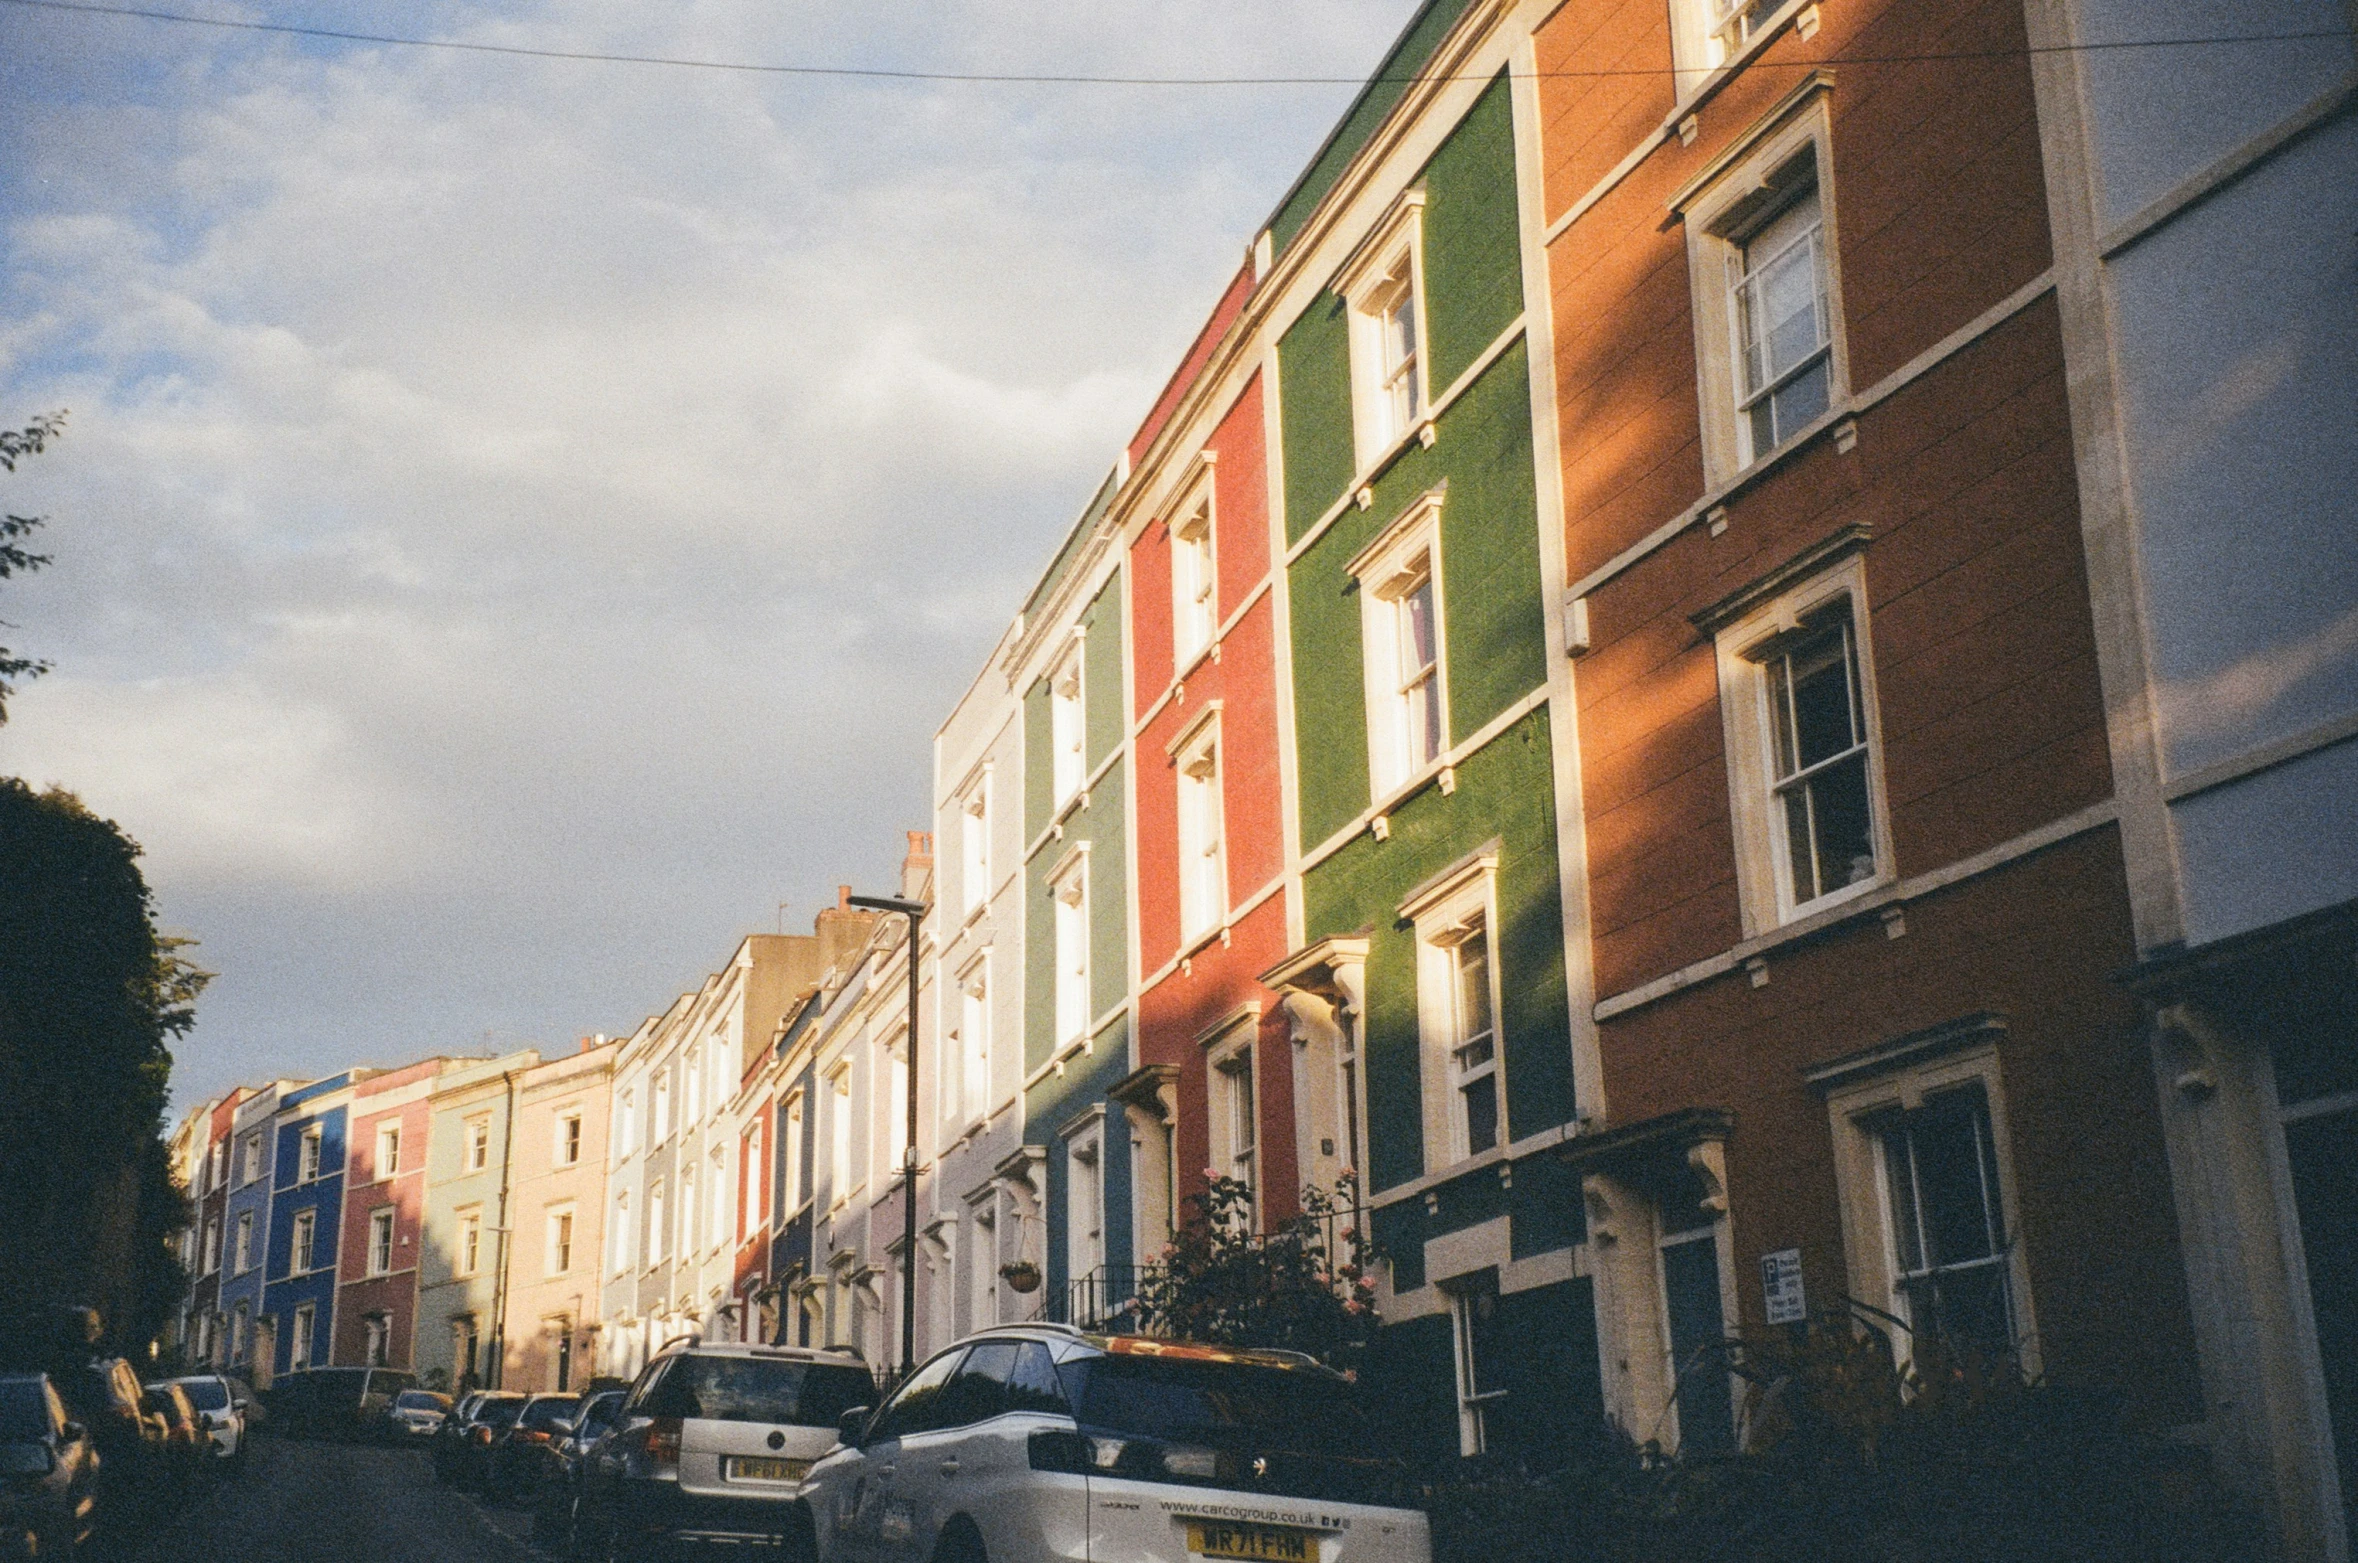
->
884;1345;1006;1563
845;1349;964;1563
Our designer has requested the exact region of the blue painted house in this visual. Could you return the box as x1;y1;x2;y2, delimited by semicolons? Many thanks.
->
218;1080;299;1378
262;1072;365;1377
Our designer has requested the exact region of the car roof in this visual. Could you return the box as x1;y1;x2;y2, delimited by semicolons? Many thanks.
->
651;1341;869;1366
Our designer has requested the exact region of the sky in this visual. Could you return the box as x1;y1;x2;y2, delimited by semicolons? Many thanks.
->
0;0;1408;1112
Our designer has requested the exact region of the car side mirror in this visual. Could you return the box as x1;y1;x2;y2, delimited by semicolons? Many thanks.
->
837;1406;872;1448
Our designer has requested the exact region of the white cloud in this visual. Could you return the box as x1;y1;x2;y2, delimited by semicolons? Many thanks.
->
0;0;1401;1099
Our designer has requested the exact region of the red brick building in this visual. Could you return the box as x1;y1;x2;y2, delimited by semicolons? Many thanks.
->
1533;0;2202;1449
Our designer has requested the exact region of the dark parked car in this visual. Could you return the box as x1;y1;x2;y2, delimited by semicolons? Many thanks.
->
265;1367;419;1441
527;1388;626;1554
0;1375;100;1557
139;1381;210;1492
577;1342;875;1561
438;1392;526;1492
487;1393;580;1500
53;1356;171;1522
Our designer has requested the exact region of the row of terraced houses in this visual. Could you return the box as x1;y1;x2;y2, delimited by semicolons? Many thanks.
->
164;0;2356;1555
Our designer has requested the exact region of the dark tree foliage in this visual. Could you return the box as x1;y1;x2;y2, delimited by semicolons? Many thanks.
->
1135;1174;1382;1370
0;412;63;724
0;780;209;1363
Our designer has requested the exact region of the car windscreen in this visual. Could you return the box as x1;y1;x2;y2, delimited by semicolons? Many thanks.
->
474;1397;528;1430
637;1356;875;1428
0;1381;51;1442
392;1391;447;1412
1059;1356;1389;1460
519;1397;580;1431
177;1379;230;1412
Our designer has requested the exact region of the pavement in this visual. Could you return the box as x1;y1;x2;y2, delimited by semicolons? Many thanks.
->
112;1434;548;1563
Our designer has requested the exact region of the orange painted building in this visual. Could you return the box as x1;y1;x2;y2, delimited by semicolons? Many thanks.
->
1533;0;2200;1451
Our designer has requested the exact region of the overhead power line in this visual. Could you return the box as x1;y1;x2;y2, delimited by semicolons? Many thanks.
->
3;0;2347;86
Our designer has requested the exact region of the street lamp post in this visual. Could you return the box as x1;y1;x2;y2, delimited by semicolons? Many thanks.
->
848;891;927;1375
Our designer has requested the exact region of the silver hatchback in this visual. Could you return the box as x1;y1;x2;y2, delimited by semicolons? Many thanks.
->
580;1341;877;1558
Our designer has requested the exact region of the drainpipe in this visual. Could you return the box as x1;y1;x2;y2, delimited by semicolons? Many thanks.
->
487;1069;520;1389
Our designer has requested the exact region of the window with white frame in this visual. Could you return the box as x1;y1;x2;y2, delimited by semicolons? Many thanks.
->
1175;718;1226;941
960;776;991;916
458;1208;483;1276
1817;1026;2034;1375
363;1314;389;1367
1210;1028;1259;1200
298;1125;323;1183
1709;552;1888;930
230;1302;249;1366
684;1046;702;1124
1350;490;1448;795
782;1092;806;1212
654;1072;671;1143
884;1036;910;1177
679;1163;698;1257
1050;646;1086;805
1171;481;1217;667
957;957;991;1125
291;1303;315;1370
1407;853;1504;1170
547;1206;575;1276
708;1143;727;1251
233;1211;254;1274
1680;104;1844;480
828;1066;853;1200
1066;1119;1106;1284
368;1207;395;1275
617;1087;637;1157
1339;190;1428;465
1446;1273;1508;1456
465;1115;490;1172
291;1207;317;1272
240;1133;261;1186
649;1181;668;1261
556;1111;583;1167
208;1140;226;1192
202;1218;221;1276
1669;0;1792;81
375;1122;401;1178
611;1189;631;1273
1052;856;1090;1047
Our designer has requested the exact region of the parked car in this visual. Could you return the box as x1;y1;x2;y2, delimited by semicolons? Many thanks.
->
138;1381;210;1493
486;1393;580;1500
432;1391;491;1484
0;1374;100;1558
577;1342;875;1559
379;1388;453;1444
527;1388;626;1554
53;1356;171;1523
158;1373;252;1470
264;1367;419;1441
800;1327;1428;1563
441;1392;527;1492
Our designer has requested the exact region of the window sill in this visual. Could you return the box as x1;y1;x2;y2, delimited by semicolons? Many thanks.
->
1667;1;1817;129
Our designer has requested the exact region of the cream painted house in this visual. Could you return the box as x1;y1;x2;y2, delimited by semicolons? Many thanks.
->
500;1039;618;1393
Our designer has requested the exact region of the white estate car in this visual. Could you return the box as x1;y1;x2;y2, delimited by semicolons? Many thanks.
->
800;1326;1429;1563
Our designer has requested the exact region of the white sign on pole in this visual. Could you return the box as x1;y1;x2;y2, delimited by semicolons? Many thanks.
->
1762;1247;1806;1326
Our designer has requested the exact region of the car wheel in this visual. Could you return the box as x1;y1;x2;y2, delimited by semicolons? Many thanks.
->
931;1517;987;1563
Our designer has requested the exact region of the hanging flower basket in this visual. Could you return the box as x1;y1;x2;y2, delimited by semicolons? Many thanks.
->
1000;1259;1043;1294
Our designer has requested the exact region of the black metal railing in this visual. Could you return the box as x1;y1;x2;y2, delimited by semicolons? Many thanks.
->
1036;1264;1159;1330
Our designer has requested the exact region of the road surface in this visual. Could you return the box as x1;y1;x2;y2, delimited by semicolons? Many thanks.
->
117;1436;539;1563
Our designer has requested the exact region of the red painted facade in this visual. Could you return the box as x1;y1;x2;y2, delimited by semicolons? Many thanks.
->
1130;372;1301;1227
334;1059;443;1368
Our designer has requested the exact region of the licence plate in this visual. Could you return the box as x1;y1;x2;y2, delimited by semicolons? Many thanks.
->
725;1456;810;1483
1187;1523;1316;1563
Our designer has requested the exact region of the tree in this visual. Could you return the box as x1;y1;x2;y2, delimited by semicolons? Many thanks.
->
1134;1173;1381;1369
0;411;64;725
0;780;210;1361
